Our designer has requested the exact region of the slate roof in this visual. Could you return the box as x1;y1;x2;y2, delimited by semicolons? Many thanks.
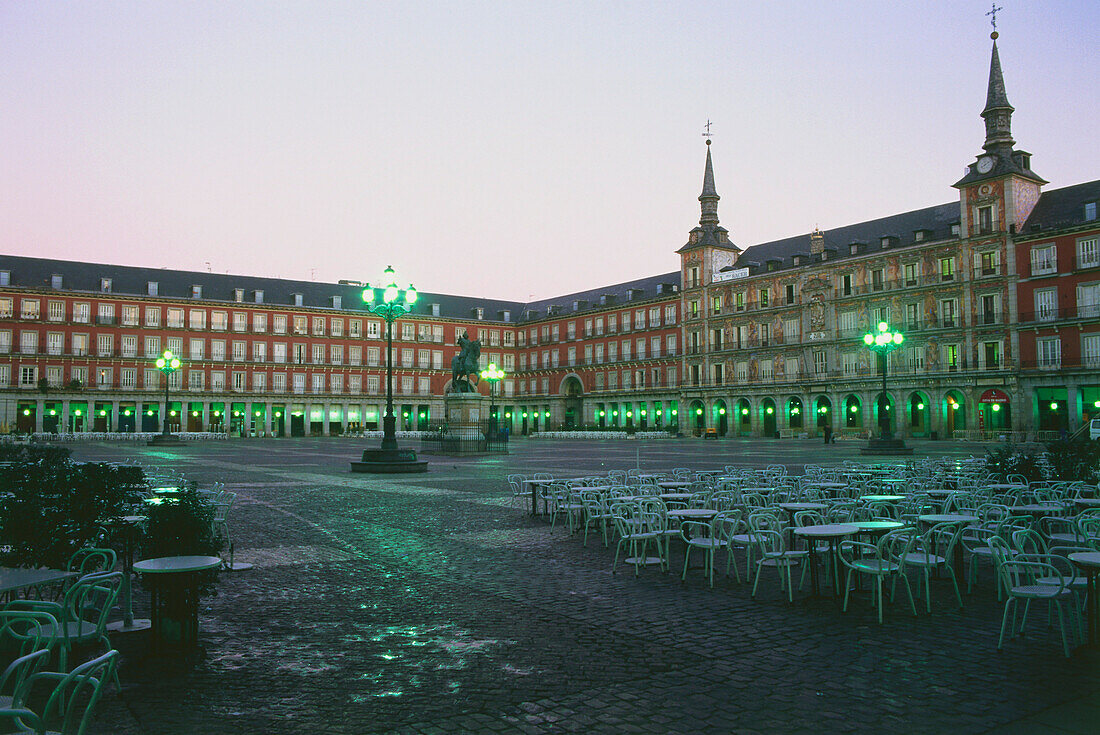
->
520;272;681;320
1020;179;1100;235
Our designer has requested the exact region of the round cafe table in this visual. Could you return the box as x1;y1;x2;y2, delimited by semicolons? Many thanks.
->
1069;552;1100;648
1074;498;1100;510
858;495;905;503
134;555;222;650
103;515;151;634
792;523;858;599
657;481;692;490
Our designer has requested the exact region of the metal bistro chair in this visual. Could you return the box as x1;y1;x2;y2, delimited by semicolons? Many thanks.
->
0;650;119;735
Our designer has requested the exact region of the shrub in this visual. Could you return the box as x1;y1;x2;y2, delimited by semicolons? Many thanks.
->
982;442;1045;483
1044;438;1100;484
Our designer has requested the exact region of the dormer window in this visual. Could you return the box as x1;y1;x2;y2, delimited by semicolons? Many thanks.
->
253;290;264;303
234;288;245;302
147;281;159;296
293;293;303;306
100;278;112;293
331;295;342;309
474;307;484;320
0;271;8;287
501;310;511;322
51;274;63;289
192;285;202;299
850;244;858;255
914;231;924;242
951;223;961;237
881;237;890;249
430;303;440;317
1086;202;1097;221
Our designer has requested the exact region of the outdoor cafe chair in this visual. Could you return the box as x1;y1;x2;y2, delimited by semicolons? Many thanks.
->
748;528;808;604
838;534;917;624
0;649;118;735
610;503;664;577
4;572;122;687
0;610;58;710
580;491;612;548
65;549;116;580
992;552;1076;658
680;515;729;588
901;523;965;612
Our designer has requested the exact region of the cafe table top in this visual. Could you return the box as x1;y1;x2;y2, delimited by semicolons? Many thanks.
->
793;523;859;539
1068;552;1100;571
859;495;906;503
0;567;78;595
778;502;828;512
918;513;979;525
133;556;223;574
667;508;719;519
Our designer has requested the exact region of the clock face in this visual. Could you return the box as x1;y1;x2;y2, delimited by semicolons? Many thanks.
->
977;156;995;174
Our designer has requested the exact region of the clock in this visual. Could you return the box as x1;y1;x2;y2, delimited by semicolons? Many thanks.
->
976;155;995;174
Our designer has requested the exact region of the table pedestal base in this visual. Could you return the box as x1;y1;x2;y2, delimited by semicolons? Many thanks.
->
107;618;152;633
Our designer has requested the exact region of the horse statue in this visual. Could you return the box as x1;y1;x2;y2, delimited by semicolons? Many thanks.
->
449;331;481;393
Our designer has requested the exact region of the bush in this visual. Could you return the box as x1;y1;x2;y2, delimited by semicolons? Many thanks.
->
1044;438;1100;484
139;485;224;596
982;442;1045;483
0;457;145;568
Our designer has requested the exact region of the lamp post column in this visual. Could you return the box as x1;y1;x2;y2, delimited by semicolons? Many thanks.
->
382;316;396;451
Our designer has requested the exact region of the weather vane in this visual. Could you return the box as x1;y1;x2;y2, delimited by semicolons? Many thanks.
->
702;119;713;140
987;3;1003;31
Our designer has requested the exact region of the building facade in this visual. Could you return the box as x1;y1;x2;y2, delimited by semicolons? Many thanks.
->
0;34;1096;440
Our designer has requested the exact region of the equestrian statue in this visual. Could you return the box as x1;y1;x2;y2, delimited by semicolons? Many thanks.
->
449;331;481;393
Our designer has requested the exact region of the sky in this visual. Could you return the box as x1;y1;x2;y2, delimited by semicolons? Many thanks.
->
2;1;1098;302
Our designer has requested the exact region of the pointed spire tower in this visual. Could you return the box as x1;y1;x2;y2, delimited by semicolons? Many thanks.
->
698;139;720;226
955;21;1046;232
679;136;738;259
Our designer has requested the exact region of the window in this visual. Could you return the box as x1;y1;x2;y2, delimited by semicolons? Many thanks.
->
842;352;857;376
871;269;884;291
903;263;919;285
712;295;721;314
72;303;89;322
400;376;412;394
785;284;795;304
665;305;676;324
635;310;645;329
120;305;138;326
330;319;343;337
940;258;955;282
147;281;158;296
366;375;379;393
312;344;324;364
234;371;247;391
349;319;362;338
838;311;856;335
687;266;699;288
144;307;160;327
1077;237;1099;269
20;366;37;386
666;334;677;355
254;342;267;362
350;346;362;366
231;312;246;331
651;336;661;357
944;344;960;371
401;348;413;367
188;371;204;390
166;309;183;328
978;251;1000;276
977;206;993;234
253;313;267;332
144;335;160;358
293;316;307;334
367;321;381;338
1037;337;1061;369
758;289;769;308
72;333;88;356
330;374;342;393
20;331;38;354
96;334;113;356
623;312;632;330
759;322;770;347
1082;334;1100;367
211;340;226;360
189;338;204;360
20;299;40;319
47;332;63;355
689;300;699;318
978;294;999;324
783;318;798;342
293;373;306;393
1031;244;1057;276
1034;288;1058;322
940;299;957;327
982;341;1001;368
813;351;827;375
312;317;325;336
212;311;228;331
235;341;249;361
273;373;287;392
367;346;379;366
1078;283;1100;318
349;375;361;393
905;346;924;372
649;307;660;326
0;330;9;353
760;360;772;381
273;315;287;334
0;298;12;318
332;345;344;365
621;340;631;361
594;344;604;363
192;285;203;299
785;357;799;378
841;275;852;296
47;301;64;321
96;303;115;325
273;343;287;363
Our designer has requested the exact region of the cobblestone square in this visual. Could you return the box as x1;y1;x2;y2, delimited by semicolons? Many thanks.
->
58;437;1100;734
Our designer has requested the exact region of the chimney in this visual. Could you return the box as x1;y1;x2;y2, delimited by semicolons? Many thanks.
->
810;228;825;255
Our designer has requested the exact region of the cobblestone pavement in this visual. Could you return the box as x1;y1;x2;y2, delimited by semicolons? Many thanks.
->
53;437;1100;734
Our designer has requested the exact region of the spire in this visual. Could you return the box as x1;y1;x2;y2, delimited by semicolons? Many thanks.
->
981;32;1015;150
698;139;719;226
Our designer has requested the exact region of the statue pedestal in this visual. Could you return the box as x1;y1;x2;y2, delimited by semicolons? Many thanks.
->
433;393;497;455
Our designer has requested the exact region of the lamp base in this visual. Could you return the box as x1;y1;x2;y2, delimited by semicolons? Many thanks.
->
350;447;428;473
147;434;183;446
860;437;914;455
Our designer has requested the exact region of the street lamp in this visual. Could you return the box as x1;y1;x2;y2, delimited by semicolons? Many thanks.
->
351;266;427;473
149;349;181;444
861;322;911;454
479;362;506;435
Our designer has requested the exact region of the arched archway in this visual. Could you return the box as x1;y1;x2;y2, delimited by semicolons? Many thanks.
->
815;396;833;432
736;398;751;436
979;389;1012;433
787;397;804;430
845;394;863;429
872;391;896;435
560;375;583;429
713;399;728;436
944;390;966;435
908;391;930;437
761;398;777;437
690;400;706;434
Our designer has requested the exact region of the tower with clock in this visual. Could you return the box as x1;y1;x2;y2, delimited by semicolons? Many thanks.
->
953;27;1047;238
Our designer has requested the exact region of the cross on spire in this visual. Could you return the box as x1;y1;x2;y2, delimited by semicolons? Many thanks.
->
987;3;1003;31
702;120;713;141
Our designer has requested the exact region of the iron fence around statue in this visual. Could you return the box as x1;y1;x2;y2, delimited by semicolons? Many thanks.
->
419;420;509;456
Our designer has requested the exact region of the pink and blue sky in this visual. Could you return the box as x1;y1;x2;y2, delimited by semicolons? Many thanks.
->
2;1;1097;301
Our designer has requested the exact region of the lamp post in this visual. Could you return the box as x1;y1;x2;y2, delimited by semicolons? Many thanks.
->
350;266;428;473
479;362;506;436
148;349;181;445
860;322;913;454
